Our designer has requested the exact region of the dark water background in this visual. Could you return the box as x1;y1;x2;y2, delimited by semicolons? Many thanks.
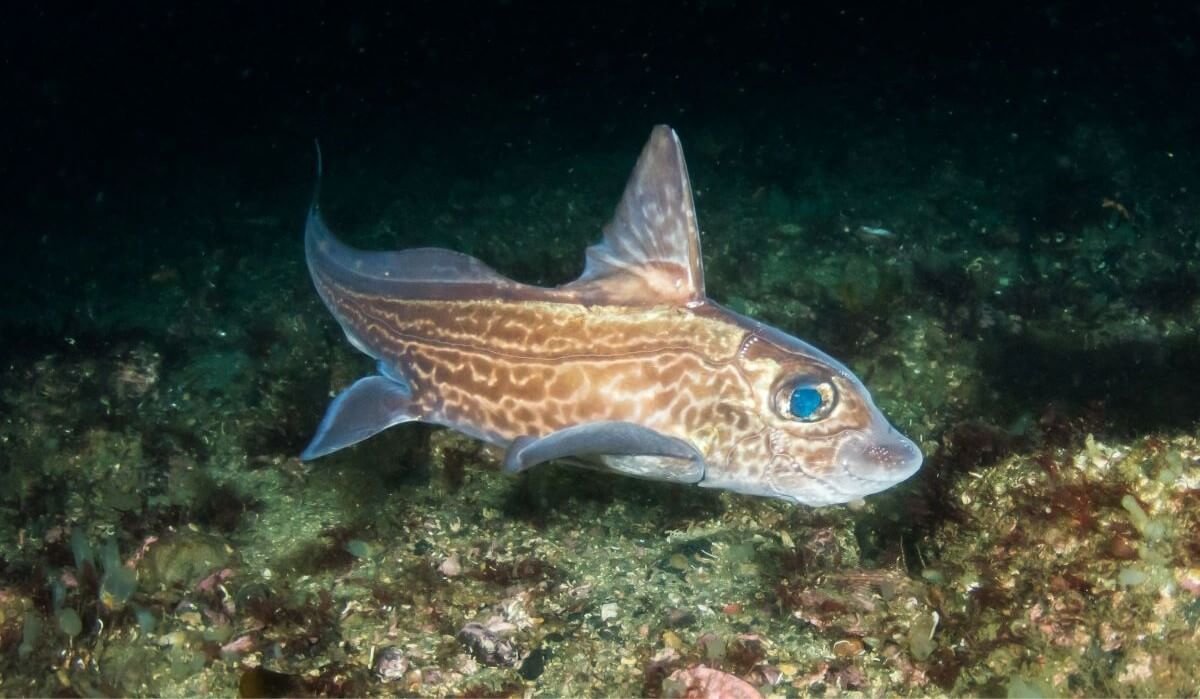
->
3;2;1200;696
6;2;1199;421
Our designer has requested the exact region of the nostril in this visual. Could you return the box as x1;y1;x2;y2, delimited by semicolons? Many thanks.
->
877;440;919;468
838;432;923;482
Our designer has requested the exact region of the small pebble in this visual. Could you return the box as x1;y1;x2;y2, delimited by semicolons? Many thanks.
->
438;554;462;577
373;646;410;682
458;622;518;667
750;664;783;687
344;539;372;558
1178;568;1200;596
1118;567;1147;587
665;608;696;628
519;647;548;680
832;637;865;657
1109;534;1138;560
664;665;764;699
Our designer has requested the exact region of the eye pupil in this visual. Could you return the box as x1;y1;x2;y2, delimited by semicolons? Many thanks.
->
789;386;823;419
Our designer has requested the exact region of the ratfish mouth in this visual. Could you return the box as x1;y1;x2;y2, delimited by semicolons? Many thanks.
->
835;428;923;488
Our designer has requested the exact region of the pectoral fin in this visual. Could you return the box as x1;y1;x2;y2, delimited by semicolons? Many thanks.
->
300;375;419;460
503;421;705;484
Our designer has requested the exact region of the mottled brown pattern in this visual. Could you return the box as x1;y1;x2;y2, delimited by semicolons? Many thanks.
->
303;125;921;505
314;271;747;446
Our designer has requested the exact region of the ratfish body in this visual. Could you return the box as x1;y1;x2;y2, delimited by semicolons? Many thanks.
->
301;126;921;506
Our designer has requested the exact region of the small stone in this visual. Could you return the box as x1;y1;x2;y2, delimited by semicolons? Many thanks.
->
664;665;763;699
519;647;547;680
662;630;685;651
219;634;255;658
344;539;372;559
373;646;409;682
438;555;461;577
1109;534;1138;560
1178;568;1200;596
829;662;868;691
600;602;619;622
749;663;782;687
177;610;203;627
832;637;865;657
457;622;518;667
1118;567;1147;587
665;608;696;628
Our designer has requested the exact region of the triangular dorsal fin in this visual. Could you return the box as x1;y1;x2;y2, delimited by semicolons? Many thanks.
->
563;125;705;306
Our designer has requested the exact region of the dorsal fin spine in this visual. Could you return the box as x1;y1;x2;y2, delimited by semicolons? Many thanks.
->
563;125;706;307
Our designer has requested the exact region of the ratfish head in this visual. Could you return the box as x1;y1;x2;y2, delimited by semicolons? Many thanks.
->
717;315;923;506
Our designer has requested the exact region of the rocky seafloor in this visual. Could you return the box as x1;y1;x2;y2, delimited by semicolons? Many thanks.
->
2;109;1199;697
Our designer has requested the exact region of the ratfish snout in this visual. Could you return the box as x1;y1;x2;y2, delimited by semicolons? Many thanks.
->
836;428;923;487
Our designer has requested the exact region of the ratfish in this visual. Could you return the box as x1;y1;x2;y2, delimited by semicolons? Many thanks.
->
301;125;921;506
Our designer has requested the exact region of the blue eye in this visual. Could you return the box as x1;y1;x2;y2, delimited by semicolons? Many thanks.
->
790;386;823;419
779;380;836;421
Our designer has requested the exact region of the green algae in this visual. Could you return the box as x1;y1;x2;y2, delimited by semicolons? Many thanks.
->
55;608;82;638
906;611;938;661
101;564;139;610
18;613;41;660
7;312;1199;696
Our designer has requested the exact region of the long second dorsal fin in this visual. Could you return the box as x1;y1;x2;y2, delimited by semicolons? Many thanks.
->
563;125;705;306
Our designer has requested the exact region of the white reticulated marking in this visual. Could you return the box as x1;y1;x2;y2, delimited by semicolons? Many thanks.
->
644;404;674;428
767;429;787;454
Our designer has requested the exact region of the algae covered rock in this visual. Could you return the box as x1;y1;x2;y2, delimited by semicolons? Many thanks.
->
138;530;233;596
